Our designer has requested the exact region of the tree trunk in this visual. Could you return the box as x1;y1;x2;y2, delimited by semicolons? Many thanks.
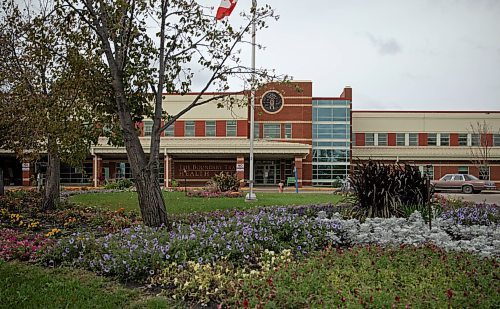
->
0;168;4;196
135;165;168;228
43;150;60;210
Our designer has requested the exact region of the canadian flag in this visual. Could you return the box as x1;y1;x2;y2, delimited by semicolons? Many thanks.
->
216;0;238;20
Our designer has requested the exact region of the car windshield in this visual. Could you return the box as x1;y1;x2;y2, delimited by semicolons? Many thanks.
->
464;175;479;181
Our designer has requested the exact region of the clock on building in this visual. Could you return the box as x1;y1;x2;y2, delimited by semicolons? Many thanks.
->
261;90;284;114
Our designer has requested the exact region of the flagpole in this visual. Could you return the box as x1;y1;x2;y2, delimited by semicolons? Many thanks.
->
246;0;257;201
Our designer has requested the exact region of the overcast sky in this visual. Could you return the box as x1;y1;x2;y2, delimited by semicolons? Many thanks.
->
218;0;500;111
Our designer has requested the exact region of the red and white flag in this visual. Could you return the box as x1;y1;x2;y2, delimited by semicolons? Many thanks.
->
216;0;238;20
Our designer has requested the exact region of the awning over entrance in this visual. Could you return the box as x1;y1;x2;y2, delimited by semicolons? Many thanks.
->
91;137;311;158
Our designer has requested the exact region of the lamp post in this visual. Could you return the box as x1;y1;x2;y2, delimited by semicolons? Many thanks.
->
245;0;257;201
183;168;187;196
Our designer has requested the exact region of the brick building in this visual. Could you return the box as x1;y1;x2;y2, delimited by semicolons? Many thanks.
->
1;81;499;188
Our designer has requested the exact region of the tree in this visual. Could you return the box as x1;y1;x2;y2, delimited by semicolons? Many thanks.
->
0;0;110;209
468;120;499;180
64;0;282;227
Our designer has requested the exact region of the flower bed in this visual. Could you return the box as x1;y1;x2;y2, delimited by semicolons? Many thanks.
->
43;208;340;281
186;189;242;198
0;229;53;261
323;210;499;258
1;190;140;235
441;203;499;226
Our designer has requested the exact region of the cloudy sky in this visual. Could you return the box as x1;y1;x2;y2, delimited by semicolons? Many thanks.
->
220;0;500;111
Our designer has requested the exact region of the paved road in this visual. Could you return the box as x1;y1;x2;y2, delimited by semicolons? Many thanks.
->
436;191;500;205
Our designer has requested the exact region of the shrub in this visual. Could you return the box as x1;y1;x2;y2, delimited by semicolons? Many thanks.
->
104;179;134;190
211;172;240;192
350;161;428;219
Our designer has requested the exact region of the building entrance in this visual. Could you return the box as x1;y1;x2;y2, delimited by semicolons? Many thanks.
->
255;160;281;185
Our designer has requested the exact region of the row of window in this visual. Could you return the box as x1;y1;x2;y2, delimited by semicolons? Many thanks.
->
312;107;350;122
313;124;350;140
361;133;500;147
420;166;491;180
144;120;294;139
143;120;238;137
258;123;292;139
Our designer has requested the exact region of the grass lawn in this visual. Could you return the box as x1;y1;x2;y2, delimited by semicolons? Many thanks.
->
0;261;170;309
69;191;343;213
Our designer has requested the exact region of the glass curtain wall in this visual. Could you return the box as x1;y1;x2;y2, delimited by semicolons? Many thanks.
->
312;99;351;186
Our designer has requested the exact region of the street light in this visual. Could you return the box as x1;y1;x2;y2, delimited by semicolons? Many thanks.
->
183;168;187;196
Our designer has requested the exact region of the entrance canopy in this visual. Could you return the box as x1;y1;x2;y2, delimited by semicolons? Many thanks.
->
91;137;311;158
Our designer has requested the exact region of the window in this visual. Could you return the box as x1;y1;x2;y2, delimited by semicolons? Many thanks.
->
226;120;237;137
420;165;434;179
285;124;292;139
144;120;153;136
464;174;479;181
165;124;174;136
396;133;405;146
313;124;350;139
378;133;388;146
494;134;500;146
479;166;490;180
452;174;464;181
471;134;480;146
184;121;195;136
428;133;437;146
312;107;349;122
253;123;260;139
458;134;468;146
365;133;375;146
458;166;469;174
409;133;419;146
263;123;280;139
440;133;450;146
442;174;453;181
205;121;216;136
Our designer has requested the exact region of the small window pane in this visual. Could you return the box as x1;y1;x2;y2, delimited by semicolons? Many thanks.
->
396;133;405;146
285;124;292;139
440;133;450;146
144;121;153;136
409;133;418;146
442;175;453;181
452;175;464;181
428;133;437;146
206;121;216;136
185;121;195;136
165;124;174;136
421;165;434;179
458;166;469;174
458;134;468;146
378;133;388;146
471;134;480;146
479;166;489;180
226;120;237;137
493;134;500;146
365;133;374;146
253;123;260;140
263;124;280;139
